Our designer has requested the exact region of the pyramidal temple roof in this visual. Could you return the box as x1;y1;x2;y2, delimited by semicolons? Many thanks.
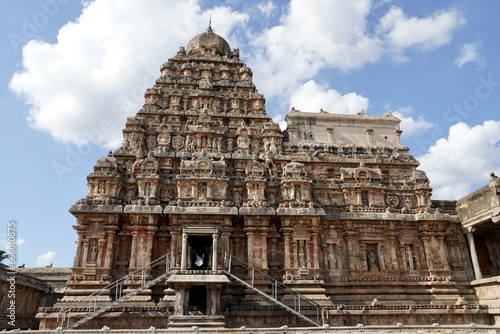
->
72;27;430;215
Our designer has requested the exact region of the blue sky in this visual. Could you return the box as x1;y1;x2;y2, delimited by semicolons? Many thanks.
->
1;0;500;268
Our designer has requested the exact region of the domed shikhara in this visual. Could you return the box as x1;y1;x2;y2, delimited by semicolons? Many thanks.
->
186;26;231;55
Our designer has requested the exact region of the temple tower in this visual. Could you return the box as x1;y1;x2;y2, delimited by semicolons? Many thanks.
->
38;27;490;330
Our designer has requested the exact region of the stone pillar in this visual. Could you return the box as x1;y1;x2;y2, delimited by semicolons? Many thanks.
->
145;228;156;267
104;229;116;268
356;191;362;206
398;244;406;270
82;241;89;267
311;232;319;269
170;229;180;268
466;231;483;280
387;233;398;270
447;237;462;270
175;288;185;315
327;128;334;143
283;232;291;269
210;287;217;315
420;233;433;270
222;230;231;256
129;229;140;268
181;232;188;270
212;233;219;270
365;128;373;145
191;182;196;198
344;232;356;270
246;231;254;267
435;233;450;270
293;239;299;268
97;239;106;267
260;231;268;269
395;129;403;146
73;230;85;267
207;183;213;198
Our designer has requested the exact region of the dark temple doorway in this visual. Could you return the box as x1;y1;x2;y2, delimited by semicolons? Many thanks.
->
187;235;212;270
188;285;207;314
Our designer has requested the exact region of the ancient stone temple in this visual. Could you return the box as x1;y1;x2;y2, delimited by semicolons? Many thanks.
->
37;27;494;330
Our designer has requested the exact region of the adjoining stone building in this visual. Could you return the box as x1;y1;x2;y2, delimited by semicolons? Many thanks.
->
0;267;60;330
457;173;500;323
34;27;499;330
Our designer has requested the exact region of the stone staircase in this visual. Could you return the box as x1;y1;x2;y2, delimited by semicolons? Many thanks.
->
223;252;328;327
57;253;171;329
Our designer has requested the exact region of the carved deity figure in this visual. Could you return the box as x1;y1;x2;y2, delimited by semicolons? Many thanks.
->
405;244;415;271
170;95;181;108
237;136;251;150
226;138;234;151
171;135;184;150
146;135;156;151
367;251;377;270
129;132;142;149
186;135;196;151
89;245;98;263
269;139;278;155
202;70;211;80
233;190;242;206
286;185;294;200
125;188;136;203
327;244;337;269
215;137;222;152
252;140;260;153
231;99;239;111
158;133;171;146
404;196;413;209
249;184;259;202
144;182;152;197
253;99;262;111
299;249;306;269
97;181;106;195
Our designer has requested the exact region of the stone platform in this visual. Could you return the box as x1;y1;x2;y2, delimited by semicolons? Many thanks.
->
10;325;500;334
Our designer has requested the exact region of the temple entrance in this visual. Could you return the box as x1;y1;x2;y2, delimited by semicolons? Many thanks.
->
188;285;207;314
188;235;212;270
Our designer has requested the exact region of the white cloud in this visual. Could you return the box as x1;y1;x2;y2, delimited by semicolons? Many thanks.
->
10;0;465;147
248;0;383;97
0;238;25;251
417;121;500;199
392;107;434;136
289;80;369;115
272;114;287;131
257;1;276;16
36;251;57;266
10;0;248;147
394;105;413;114
378;7;465;52
248;1;464;99
454;42;483;68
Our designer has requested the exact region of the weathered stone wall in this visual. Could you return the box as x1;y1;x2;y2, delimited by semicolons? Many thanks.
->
457;175;500;226
0;268;55;330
